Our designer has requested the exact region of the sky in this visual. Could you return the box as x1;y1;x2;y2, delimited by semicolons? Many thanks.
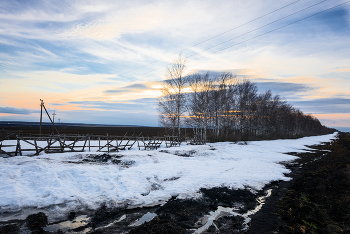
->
0;0;349;131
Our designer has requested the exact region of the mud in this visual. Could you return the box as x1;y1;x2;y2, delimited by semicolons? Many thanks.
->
0;187;262;234
159;149;197;157
64;154;136;168
25;212;48;232
0;223;20;234
248;132;350;233
276;132;350;233
124;187;265;234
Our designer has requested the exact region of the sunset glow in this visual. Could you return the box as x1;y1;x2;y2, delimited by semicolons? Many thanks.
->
0;0;349;130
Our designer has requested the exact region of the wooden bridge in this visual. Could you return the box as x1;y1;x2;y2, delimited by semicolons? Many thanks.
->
0;130;181;157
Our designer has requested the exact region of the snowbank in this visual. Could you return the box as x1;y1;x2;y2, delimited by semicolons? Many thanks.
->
0;133;337;221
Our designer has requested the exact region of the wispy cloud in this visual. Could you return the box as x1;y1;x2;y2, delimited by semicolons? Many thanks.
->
124;83;148;89
292;98;350;114
61;5;165;41
332;67;350;72
103;81;161;96
315;113;350;130
255;81;315;95
0;107;33;115
104;90;131;94
68;98;157;112
0;0;349;127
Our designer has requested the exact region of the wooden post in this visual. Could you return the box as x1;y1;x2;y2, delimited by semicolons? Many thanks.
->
47;138;50;151
72;136;77;151
44;107;59;134
34;139;39;155
58;136;66;153
82;138;87;151
88;135;91;152
15;138;22;156
107;133;109;153
41;100;59;135
40;99;43;135
52;111;56;134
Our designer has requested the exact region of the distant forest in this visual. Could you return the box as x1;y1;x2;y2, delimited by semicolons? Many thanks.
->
158;58;335;143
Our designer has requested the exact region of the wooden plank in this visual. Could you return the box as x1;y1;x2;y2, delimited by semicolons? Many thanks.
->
34;139;39;155
15;139;22;156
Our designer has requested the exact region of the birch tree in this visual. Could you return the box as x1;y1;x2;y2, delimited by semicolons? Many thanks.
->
158;55;188;138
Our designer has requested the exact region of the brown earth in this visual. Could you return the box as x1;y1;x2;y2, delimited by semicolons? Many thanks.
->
248;132;350;234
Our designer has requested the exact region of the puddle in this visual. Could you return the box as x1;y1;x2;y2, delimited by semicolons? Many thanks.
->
240;189;272;228
194;206;237;233
44;215;91;233
194;189;272;233
130;212;157;226
94;214;126;231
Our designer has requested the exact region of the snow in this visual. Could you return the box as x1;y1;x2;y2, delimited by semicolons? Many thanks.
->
0;133;337;221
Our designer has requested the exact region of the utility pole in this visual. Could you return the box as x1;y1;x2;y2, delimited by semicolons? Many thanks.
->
40;99;44;135
39;99;60;135
52;111;56;134
52;111;56;124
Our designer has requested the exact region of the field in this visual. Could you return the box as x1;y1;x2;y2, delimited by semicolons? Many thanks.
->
0;121;168;137
0;123;349;233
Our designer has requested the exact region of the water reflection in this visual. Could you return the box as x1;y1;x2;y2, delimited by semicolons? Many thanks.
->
194;189;272;233
44;215;90;233
94;214;126;231
130;212;157;226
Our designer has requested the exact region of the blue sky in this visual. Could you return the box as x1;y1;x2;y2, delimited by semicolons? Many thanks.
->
0;0;349;131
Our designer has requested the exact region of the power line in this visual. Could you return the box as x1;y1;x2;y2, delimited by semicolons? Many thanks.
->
53;0;348;105
52;1;304;105
136;0;348;78
186;0;329;59
180;1;301;52
136;0;329;76
118;0;301;76
194;0;350;60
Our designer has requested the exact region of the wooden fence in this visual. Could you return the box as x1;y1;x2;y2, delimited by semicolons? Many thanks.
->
0;131;181;157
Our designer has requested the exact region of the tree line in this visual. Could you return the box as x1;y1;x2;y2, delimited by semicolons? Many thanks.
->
158;58;335;143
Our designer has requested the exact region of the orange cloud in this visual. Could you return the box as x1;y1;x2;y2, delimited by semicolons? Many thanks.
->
314;113;350;127
332;68;350;73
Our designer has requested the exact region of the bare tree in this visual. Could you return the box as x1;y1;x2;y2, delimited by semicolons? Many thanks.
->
158;55;188;138
215;72;238;139
187;72;218;143
159;59;333;142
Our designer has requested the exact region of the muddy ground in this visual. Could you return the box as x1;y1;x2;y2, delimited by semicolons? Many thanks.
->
249;132;350;234
1;132;349;234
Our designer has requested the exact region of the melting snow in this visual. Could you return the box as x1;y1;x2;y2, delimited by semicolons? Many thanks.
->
0;133;337;221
